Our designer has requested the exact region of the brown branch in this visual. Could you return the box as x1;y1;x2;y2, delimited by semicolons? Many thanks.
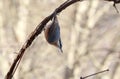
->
104;0;120;3
5;0;81;79
5;0;120;79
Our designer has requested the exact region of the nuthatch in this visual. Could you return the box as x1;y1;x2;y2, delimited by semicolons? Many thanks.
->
44;13;63;53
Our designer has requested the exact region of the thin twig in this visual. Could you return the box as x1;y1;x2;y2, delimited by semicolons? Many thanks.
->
105;0;120;13
80;69;109;79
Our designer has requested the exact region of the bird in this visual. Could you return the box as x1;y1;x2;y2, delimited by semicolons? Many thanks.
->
44;14;63;53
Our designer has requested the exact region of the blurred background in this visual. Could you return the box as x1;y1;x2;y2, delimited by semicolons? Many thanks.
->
0;0;120;79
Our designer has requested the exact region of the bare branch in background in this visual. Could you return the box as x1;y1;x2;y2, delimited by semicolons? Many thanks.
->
80;69;109;79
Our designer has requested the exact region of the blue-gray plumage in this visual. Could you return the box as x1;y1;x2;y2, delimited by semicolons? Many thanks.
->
44;15;63;53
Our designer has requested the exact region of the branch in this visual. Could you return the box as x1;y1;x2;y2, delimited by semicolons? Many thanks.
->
105;0;120;13
80;69;109;79
5;0;120;79
5;0;81;79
